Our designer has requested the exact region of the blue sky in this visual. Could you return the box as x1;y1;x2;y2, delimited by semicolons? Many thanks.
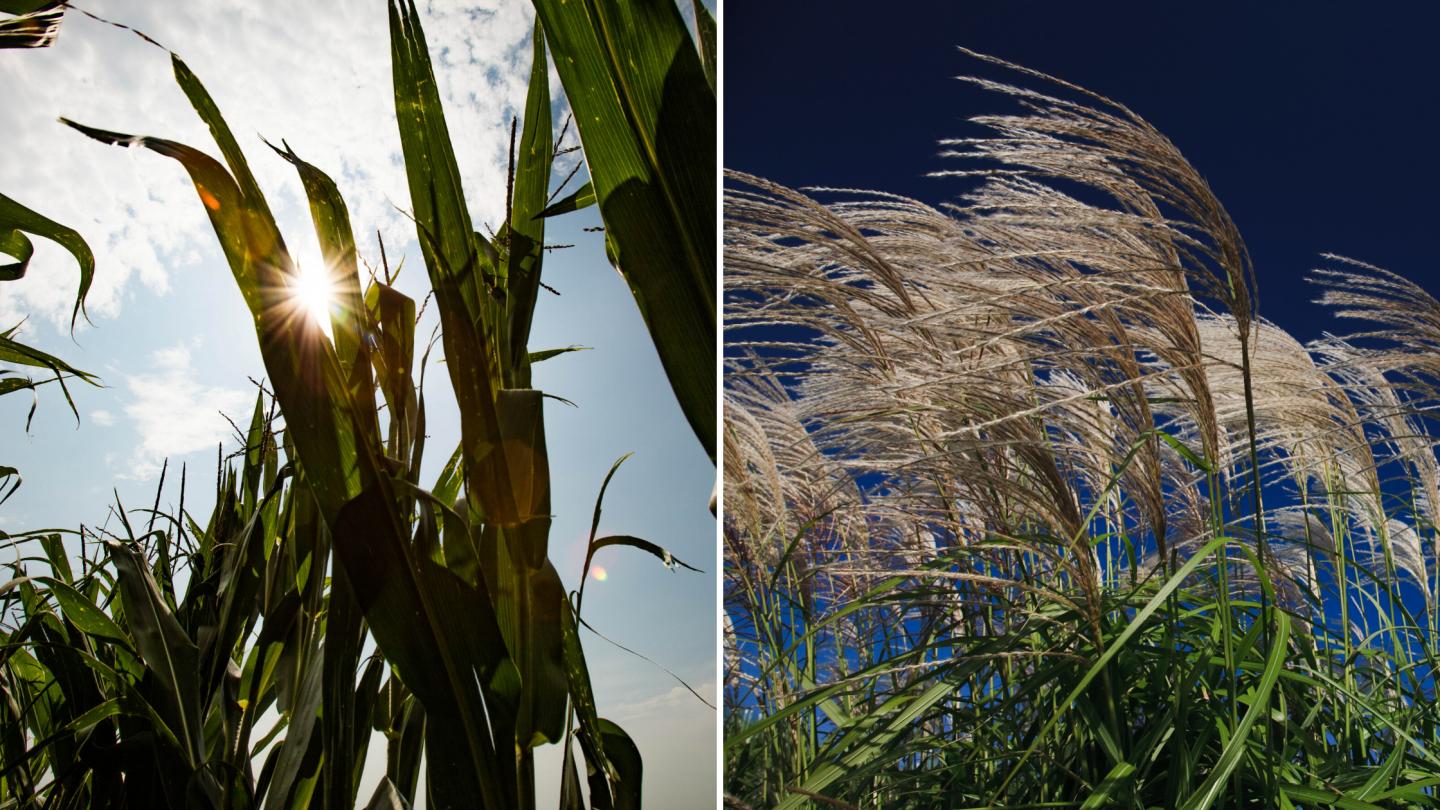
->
0;2;715;805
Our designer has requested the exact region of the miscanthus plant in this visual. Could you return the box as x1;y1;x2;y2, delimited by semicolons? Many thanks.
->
724;51;1440;809
1;1;712;808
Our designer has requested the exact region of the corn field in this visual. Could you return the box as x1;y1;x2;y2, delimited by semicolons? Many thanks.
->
1;0;713;807
723;51;1440;808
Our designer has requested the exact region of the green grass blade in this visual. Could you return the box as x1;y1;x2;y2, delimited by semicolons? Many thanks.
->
1178;612;1290;810
1080;762;1137;809
990;537;1231;802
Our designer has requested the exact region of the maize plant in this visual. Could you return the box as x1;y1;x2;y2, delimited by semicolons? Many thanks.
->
1;0;711;807
1;404;399;808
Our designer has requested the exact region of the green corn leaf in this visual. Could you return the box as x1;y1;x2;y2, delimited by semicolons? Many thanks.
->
528;345;590;364
171;54;280;229
388;691;425;804
0;325;98;426
38;577;130;648
38;533;70;582
204;466;289;697
322;564;368;808
0;324;93;379
431;441;465;511
589;535;702;573
0;227;32;280
561;596;617;803
0;465;19;505
364;279;419;457
352;653;387;761
535;181;595;219
61;116;364;513
334;484;515;807
107;540;203;766
520;560;570;748
0;1;61;13
61;696;124;734
589;453;632;544
266;138;376;418
560;749;586;810
506;20;554;382
532;0;716;461
242;391;266;507
596;718;642;810
0;374;34;394
0;191;94;327
495;388;552;567
263;638;324;810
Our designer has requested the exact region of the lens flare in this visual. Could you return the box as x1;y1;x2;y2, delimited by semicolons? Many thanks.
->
289;256;335;334
591;566;608;582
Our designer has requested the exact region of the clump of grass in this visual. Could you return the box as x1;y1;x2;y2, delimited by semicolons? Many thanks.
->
724;50;1440;808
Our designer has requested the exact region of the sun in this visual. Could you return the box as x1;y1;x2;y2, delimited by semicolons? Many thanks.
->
288;254;336;335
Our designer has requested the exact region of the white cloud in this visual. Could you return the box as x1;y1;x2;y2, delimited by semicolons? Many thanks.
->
0;0;547;334
91;408;114;427
122;343;248;478
607;680;718;722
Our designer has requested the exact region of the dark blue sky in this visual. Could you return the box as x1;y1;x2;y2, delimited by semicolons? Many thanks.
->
724;2;1440;341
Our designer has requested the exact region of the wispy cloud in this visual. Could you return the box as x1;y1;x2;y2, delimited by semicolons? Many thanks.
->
121;342;248;478
91;408;114;427
607;680;718;723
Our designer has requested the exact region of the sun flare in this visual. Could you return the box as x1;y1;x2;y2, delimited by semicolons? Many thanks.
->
289;256;336;334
